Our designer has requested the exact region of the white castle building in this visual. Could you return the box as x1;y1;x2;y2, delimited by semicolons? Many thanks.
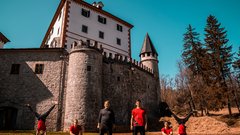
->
41;0;133;57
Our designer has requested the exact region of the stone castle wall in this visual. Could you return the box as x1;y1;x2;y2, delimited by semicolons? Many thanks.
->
0;47;160;131
101;56;160;131
0;48;67;131
64;45;103;131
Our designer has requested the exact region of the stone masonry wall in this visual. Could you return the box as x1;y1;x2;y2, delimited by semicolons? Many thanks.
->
0;48;66;131
64;47;103;131
102;58;160;131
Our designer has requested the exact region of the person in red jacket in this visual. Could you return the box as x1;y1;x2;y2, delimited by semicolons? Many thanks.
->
161;121;173;135
26;103;56;135
172;112;193;135
69;119;84;135
130;99;147;135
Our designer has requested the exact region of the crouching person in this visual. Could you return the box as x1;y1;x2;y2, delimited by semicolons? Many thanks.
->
70;119;84;135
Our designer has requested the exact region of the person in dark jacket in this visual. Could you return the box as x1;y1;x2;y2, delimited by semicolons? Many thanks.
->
97;100;115;135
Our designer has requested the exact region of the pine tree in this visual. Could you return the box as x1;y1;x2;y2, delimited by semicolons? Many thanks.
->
182;25;210;113
233;47;240;113
233;47;240;83
204;15;233;115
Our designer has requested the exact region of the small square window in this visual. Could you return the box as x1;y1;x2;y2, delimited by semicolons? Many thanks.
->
117;38;121;45
35;64;44;74
87;66;91;71
117;24;123;32
99;31;104;39
82;8;90;18
117;76;120;81
10;64;20;74
82;25;88;33
98;15;107;24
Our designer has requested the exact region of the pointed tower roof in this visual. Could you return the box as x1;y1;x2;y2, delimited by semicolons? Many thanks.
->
0;32;10;44
140;33;158;56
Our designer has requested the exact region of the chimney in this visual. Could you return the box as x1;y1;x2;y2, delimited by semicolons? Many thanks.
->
96;1;104;9
0;32;10;48
92;2;97;6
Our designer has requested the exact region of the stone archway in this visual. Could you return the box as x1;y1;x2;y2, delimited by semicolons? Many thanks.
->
0;107;18;130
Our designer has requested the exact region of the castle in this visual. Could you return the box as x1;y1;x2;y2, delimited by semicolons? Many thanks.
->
0;0;160;131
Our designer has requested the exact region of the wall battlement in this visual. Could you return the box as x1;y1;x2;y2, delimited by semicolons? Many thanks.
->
70;40;154;75
70;40;103;53
103;54;154;75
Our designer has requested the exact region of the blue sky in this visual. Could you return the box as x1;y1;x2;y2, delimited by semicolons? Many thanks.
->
1;0;240;78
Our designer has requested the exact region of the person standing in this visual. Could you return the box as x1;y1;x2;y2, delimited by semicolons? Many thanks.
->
69;119;84;135
97;100;115;135
26;103;56;135
130;99;147;135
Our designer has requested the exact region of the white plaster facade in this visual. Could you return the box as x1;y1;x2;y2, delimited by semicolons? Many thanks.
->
45;3;66;48
43;0;132;58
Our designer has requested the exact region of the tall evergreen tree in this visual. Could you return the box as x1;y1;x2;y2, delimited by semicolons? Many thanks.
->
182;25;205;76
182;25;211;113
233;47;240;83
204;15;233;115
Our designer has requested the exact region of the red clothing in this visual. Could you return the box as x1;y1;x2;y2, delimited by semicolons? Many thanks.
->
131;108;146;126
37;119;46;131
161;127;172;135
178;124;186;135
70;125;82;135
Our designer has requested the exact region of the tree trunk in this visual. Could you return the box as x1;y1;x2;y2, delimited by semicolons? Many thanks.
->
200;105;204;116
227;97;232;116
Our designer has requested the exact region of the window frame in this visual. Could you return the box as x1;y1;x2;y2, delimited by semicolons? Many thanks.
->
81;8;90;18
98;15;107;24
99;31;104;39
10;64;20;74
116;38;121;45
35;64;44;74
82;25;88;33
117;24;123;32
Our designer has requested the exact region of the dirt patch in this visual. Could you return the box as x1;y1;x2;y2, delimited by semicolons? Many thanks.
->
160;108;240;135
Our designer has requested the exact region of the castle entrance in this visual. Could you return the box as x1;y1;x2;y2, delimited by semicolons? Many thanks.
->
0;107;17;130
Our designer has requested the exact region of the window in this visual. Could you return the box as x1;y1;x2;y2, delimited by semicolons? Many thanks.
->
117;38;121;45
117;24;123;32
98;15;107;24
64;45;67;49
99;31;104;39
57;28;60;35
82;25;88;33
81;8;90;18
87;66;91;71
10;64;20;74
58;11;62;21
35;64;44;74
147;52;150;56
117;76;120;81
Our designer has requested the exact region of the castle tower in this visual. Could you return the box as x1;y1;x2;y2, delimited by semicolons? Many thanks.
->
0;32;10;48
41;0;133;57
140;33;159;78
64;41;103;131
